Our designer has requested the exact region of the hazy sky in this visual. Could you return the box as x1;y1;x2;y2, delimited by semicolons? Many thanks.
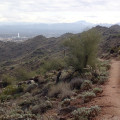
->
0;0;120;24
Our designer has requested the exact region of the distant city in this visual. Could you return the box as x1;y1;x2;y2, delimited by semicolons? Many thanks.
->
0;21;115;42
0;33;30;42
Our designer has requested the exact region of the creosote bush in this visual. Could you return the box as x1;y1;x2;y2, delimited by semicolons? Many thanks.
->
72;105;100;120
93;87;103;95
98;76;108;85
82;91;96;103
0;85;23;102
0;95;12;102
81;80;92;90
31;100;52;114
37;57;66;75
14;68;35;82
2;85;23;95
61;98;71;107
0;108;37;120
1;74;16;87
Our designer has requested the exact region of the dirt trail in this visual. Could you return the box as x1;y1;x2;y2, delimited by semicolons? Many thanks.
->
95;60;120;120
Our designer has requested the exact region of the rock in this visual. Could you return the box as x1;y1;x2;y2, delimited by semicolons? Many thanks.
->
26;80;35;84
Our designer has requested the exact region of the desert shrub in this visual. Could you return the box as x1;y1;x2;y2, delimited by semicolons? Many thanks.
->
37;58;66;75
19;99;33;109
100;71;109;77
61;98;71;107
2;85;23;96
0;85;23;102
91;77;99;84
106;64;111;70
98;76;108;85
32;100;52;114
81;80;92;90
70;78;83;90
93;87;103;95
25;83;37;93
84;72;93;80
14;68;35;81
82;91;96;103
64;29;101;72
0;108;37;120
72;105;100;120
48;82;72;99
0;95;12;102
98;61;110;75
1;74;16;87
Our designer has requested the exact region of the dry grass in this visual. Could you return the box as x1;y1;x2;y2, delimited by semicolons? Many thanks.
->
48;82;72;99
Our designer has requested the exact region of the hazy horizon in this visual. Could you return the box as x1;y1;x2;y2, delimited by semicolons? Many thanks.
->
0;20;118;25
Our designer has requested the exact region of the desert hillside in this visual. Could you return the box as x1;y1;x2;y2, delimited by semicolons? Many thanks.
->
0;26;119;120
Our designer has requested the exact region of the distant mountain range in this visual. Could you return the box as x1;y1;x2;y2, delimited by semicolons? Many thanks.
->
0;21;95;37
0;21;119;38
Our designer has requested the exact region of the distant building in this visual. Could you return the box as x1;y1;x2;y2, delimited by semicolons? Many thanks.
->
18;33;20;38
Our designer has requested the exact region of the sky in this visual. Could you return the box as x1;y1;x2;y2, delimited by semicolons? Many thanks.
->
0;0;120;24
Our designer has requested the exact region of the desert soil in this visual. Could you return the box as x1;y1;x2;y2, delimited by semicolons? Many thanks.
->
95;60;120;120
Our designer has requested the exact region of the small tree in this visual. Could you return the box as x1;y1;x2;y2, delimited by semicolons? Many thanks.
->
64;29;101;72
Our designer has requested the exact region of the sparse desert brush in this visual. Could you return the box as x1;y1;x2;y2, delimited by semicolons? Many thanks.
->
97;60;110;74
2;85;23;96
0;111;37;120
19;99;33;109
37;57;66;75
0;95;12;102
82;91;96;103
72;105;100;120
31;100;52;114
61;98;71;107
84;72;93;80
93;87;103;95
70;78;83;90
98;76;108;85
1;74;16;87
81;80;92;90
0;85;23;102
99;62;110;74
48;82;72;99
106;64;111;70
14;68;35;81
100;71;109;77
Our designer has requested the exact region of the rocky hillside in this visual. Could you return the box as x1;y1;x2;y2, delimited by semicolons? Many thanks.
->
93;25;120;54
0;25;120;63
0;25;120;75
0;25;118;120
